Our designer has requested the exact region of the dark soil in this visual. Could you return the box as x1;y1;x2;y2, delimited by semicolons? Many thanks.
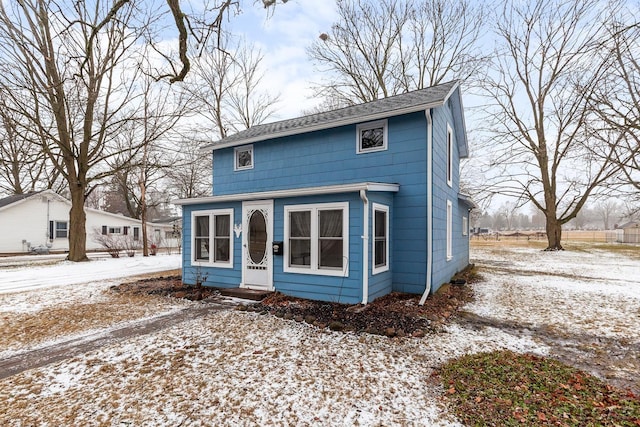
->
111;275;219;301
112;270;476;338
244;284;473;337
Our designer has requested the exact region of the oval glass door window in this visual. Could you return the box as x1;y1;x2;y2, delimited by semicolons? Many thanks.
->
249;210;267;264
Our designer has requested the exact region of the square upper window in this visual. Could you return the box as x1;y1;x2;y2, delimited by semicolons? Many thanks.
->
357;120;387;154
234;145;253;170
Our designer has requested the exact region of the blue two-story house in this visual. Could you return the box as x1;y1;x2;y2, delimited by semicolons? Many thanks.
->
175;80;474;305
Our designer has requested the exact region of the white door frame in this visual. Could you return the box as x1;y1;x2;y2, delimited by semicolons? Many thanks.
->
241;200;274;290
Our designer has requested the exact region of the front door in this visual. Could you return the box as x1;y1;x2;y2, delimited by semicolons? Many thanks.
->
241;200;273;290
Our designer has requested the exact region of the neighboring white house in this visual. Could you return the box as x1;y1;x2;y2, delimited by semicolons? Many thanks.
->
0;190;180;254
617;221;640;244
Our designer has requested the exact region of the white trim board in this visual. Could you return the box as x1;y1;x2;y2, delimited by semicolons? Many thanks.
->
174;182;400;206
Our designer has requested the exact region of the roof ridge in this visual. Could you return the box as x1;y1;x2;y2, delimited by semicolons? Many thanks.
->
202;80;460;151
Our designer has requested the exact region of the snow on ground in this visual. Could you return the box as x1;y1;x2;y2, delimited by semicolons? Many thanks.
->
0;253;187;360
0;310;545;426
0;253;181;294
0;243;638;425
469;245;640;341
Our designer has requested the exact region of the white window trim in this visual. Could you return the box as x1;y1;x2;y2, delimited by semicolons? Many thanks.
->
462;216;468;236
446;123;453;188
284;202;349;277
191;208;234;268
446;200;453;261
234;144;254;171
372;203;390;275
54;221;68;239
356;119;388;154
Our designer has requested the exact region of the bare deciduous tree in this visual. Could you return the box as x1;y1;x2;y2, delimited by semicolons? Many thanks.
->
0;1;150;261
189;35;280;139
480;0;622;250
164;138;213;200
589;14;640;210
104;58;192;255
0;0;285;260
594;199;621;230
307;0;486;106
0;95;62;195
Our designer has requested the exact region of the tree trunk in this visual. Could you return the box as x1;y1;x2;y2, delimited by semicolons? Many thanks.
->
545;215;564;251
141;180;148;257
68;186;88;261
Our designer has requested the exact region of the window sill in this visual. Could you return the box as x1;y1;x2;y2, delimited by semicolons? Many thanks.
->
284;266;348;277
191;261;234;269
372;265;389;275
357;146;387;154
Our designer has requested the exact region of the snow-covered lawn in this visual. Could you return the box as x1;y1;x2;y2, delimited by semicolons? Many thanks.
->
0;243;638;425
468;244;640;340
0;253;181;294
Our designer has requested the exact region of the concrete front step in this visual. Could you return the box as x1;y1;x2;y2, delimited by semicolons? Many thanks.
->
218;287;272;301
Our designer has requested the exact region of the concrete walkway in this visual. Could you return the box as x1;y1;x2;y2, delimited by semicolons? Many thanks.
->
0;301;231;380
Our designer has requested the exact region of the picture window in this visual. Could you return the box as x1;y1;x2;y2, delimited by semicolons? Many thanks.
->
284;202;349;276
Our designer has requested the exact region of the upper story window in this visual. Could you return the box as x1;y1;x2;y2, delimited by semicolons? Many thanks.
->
447;123;453;187
357;119;388;154
234;145;253;171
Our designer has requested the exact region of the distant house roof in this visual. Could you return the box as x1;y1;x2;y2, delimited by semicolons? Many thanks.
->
458;193;478;209
618;221;640;229
0;191;42;210
201;80;464;152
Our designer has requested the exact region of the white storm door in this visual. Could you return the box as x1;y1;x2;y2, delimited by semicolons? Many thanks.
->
241;200;273;290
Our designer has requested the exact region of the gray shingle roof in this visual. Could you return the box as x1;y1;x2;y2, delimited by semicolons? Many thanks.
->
203;80;460;150
0;191;41;209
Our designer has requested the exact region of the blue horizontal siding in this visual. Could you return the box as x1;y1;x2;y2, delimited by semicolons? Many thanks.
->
212;113;428;196
183;95;472;302
181;202;242;289
429;104;471;291
273;193;364;304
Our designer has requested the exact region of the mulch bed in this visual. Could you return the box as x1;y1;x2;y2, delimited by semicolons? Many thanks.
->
112;270;476;338
245;284;473;337
111;276;218;301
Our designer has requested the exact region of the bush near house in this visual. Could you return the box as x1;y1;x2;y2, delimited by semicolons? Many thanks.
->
92;229;140;257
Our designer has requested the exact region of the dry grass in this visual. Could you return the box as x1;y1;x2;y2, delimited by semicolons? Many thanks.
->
0;270;186;355
471;238;639;257
0;311;463;426
0;293;184;352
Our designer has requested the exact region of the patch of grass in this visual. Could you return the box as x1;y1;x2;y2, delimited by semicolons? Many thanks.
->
0;292;184;351
439;350;640;426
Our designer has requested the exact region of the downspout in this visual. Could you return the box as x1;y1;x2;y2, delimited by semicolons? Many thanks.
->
419;109;433;305
360;189;369;305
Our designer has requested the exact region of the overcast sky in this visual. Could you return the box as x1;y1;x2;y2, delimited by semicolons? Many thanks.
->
224;1;339;120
